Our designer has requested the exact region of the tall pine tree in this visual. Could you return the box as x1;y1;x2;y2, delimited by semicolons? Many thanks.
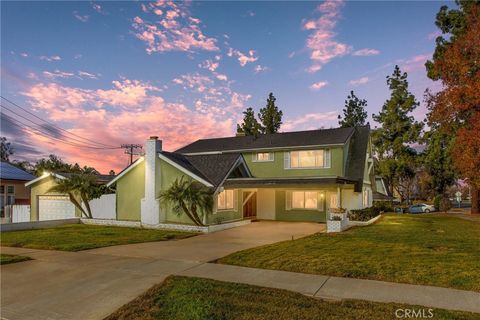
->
258;93;283;134
236;107;262;136
372;65;423;201
338;91;368;128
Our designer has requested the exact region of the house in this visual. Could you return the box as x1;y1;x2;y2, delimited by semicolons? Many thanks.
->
0;162;36;218
108;126;374;226
25;172;114;221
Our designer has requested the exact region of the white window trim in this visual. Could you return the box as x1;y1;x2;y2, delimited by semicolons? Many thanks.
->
284;149;331;170
286;190;325;211
252;152;274;162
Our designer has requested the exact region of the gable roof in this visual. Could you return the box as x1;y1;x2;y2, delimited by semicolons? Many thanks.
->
0;162;36;181
160;151;251;188
344;126;371;191
26;171;115;187
176;127;356;154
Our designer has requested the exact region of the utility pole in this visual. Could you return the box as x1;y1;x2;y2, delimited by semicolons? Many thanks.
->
121;144;143;164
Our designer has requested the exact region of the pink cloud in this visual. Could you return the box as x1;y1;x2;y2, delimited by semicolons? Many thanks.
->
131;2;218;54
349;77;369;86
283;111;338;131
397;54;431;72
42;70;75;80
303;0;350;72
20;78;250;172
216;74;228;81
309;81;328;90
227;48;258;67
352;48;380;56
198;59;219;72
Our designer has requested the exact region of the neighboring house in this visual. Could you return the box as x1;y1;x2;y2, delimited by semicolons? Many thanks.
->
26;172;114;221
108;126;374;226
0;162;36;218
373;175;400;203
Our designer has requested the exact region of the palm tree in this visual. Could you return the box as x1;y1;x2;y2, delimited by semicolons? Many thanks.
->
49;173;100;218
160;177;214;226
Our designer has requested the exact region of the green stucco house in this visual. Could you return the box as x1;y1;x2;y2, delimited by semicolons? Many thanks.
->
108;126;374;226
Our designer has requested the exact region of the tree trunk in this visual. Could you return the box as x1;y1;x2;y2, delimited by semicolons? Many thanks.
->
81;193;93;218
472;186;479;214
180;202;204;226
68;192;88;217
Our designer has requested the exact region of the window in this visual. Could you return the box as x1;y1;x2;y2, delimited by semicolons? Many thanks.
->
0;186;4;194
363;189;369;207
7;185;14;194
287;191;325;211
253;152;274;162
217;190;235;210
285;149;330;169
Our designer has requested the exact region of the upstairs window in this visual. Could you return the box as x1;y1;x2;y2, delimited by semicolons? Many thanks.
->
253;152;274;162
7;185;14;194
284;149;331;169
217;189;235;210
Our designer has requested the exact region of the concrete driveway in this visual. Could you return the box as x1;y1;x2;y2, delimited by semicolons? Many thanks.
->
1;221;324;320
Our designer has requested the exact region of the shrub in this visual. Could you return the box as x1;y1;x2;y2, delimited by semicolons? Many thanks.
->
348;207;381;222
433;195;442;210
439;198;452;212
373;201;394;213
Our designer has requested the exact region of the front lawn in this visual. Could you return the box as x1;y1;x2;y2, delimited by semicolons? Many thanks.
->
0;254;32;265
104;276;478;320
219;214;480;292
0;224;196;251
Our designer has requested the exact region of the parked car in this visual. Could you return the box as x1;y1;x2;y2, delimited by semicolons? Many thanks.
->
408;204;436;214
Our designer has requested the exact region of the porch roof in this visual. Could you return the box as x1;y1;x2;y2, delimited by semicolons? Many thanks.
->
223;177;358;188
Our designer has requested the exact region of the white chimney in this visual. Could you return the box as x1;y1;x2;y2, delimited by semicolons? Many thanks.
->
141;136;162;225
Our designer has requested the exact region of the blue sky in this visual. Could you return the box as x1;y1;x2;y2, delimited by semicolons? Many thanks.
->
1;1;451;172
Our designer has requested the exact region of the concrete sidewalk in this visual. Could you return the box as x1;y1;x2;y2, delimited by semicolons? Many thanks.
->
178;263;480;314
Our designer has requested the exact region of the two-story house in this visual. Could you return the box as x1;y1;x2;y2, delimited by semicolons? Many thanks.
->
108;126;374;226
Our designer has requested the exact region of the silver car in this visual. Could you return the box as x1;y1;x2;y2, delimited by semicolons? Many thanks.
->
408;204;435;213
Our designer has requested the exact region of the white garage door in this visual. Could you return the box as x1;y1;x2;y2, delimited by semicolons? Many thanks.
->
39;195;76;221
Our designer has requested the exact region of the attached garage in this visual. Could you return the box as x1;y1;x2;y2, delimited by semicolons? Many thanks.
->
38;195;76;221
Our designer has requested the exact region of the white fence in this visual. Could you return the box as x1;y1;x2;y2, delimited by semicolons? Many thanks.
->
3;205;31;223
82;194;116;220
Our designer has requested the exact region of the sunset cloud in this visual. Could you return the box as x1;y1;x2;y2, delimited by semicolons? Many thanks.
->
39;55;61;62
131;2;218;54
352;48;380;56
73;11;89;23
309;81;328;90
283;111;338;131
349;77;369;86
303;0;350;73
227;48;258;67
20;77;250;172
254;65;269;73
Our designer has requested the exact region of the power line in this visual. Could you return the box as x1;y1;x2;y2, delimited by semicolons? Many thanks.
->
1;104;121;149
1;110;122;150
1;96;119;148
121;144;143;164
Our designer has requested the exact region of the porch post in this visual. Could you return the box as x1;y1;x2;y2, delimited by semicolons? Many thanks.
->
337;186;342;208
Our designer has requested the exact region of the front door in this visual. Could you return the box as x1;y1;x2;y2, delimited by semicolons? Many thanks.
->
243;191;257;219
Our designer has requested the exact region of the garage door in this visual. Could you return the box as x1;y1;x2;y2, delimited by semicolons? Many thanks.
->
39;195;76;221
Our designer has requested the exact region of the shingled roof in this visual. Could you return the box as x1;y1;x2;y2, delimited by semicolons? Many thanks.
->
344;126;371;192
176;127;355;154
160;151;250;187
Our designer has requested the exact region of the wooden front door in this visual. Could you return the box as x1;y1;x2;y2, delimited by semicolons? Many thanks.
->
243;192;257;219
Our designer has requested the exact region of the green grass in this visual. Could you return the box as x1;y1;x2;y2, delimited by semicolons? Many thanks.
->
0;254;32;265
0;224;197;251
219;214;480;292
104;276;478;320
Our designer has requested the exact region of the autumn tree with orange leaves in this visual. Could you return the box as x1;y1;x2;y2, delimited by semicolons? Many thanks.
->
426;1;480;213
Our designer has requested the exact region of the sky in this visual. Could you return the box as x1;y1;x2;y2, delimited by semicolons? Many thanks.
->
1;0;452;173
